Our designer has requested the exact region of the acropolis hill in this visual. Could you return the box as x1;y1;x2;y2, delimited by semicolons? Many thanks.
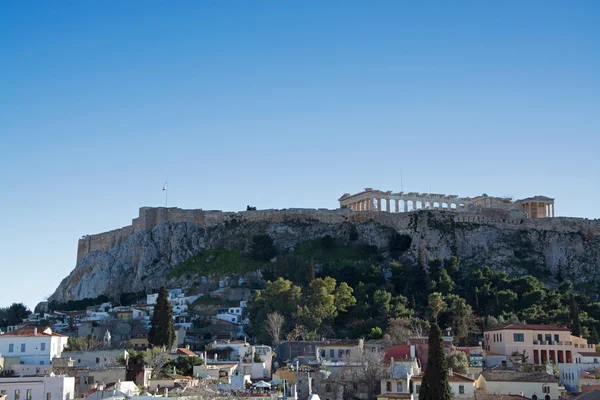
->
52;191;600;303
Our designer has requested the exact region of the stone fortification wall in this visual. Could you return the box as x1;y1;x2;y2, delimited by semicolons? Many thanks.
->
76;206;600;261
77;225;134;262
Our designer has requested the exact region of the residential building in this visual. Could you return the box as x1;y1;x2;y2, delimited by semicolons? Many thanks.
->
193;363;239;383
0;327;68;366
316;339;363;363
59;350;128;369
476;366;560;400
82;381;139;400
0;375;75;400
411;369;475;399
277;341;326;364
379;357;419;399
558;352;600;392
484;323;593;365
147;374;199;392
577;368;600;393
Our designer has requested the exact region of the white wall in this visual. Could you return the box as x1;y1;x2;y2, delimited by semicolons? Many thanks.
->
60;350;127;369
0;376;75;400
0;336;67;365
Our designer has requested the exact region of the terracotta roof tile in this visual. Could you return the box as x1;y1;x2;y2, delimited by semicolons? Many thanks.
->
176;348;198;357
484;323;570;332
1;326;64;337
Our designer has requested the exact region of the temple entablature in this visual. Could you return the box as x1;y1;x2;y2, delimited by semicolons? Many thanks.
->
339;189;555;218
338;189;472;213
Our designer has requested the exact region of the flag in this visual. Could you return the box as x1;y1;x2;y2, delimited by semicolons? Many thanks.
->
163;183;167;191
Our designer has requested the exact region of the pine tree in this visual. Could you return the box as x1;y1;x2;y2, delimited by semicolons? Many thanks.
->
419;323;452;400
149;286;175;349
569;294;582;337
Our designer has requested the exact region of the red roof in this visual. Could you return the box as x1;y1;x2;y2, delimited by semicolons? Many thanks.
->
384;345;411;361
1;327;64;337
484;323;570;332
175;348;198;357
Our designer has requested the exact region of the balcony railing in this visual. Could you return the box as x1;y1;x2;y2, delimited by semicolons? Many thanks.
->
532;340;573;346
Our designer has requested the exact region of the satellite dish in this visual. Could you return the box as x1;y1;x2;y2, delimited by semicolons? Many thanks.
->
478;341;482;346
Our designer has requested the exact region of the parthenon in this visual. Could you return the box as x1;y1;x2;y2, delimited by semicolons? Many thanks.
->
338;189;555;219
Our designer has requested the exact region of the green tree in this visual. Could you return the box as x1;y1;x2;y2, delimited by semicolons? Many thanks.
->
438;269;455;295
591;326;599;345
148;286;175;349
299;277;338;329
446;351;468;375
570;294;582;337
250;234;277;261
428;293;446;324
0;303;31;328
418;324;451;400
334;282;356;312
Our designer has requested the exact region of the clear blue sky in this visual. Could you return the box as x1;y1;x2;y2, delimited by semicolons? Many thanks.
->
1;1;599;310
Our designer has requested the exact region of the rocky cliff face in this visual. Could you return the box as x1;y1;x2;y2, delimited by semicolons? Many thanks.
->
49;210;600;303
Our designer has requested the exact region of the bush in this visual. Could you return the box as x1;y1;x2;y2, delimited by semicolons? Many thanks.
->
389;233;412;252
320;235;335;249
250;235;277;261
349;225;359;241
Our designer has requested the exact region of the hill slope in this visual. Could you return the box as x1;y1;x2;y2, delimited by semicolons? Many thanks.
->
49;208;600;303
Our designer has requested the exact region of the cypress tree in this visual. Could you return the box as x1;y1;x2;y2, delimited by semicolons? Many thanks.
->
149;286;175;349
418;323;452;400
569;294;582;337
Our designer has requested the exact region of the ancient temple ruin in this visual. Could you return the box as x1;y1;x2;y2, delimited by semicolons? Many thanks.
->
338;189;555;219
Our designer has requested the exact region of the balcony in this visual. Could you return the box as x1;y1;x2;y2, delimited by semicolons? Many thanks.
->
532;340;573;346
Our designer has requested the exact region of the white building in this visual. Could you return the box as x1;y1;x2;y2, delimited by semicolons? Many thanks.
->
0;375;75;400
558;351;600;392
0;327;68;366
59;349;128;370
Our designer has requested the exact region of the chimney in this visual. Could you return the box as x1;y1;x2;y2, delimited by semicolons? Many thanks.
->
448;368;453;377
410;345;416;359
307;372;312;394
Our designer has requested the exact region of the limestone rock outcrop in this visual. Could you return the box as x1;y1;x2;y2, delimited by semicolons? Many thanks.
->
49;208;600;303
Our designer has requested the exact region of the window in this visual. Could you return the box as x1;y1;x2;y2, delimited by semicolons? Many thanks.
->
514;333;525;342
9;344;14;353
415;385;421;394
499;334;503;342
41;343;46;351
40;361;44;365
46;393;51;400
538;334;543;341
594;358;598;363
397;382;403;392
459;385;464;394
96;357;100;364
26;389;32;400
330;349;334;358
542;385;550;393
15;390;20;400
545;334;552;343
21;343;26;352
1;391;6;396
338;350;344;358
386;381;392;392
320;350;325;357
554;334;559;342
